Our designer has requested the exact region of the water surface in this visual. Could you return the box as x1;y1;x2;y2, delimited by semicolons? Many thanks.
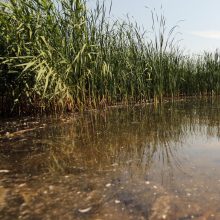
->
1;98;220;219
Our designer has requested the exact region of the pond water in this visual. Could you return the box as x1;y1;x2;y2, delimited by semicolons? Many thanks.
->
1;98;220;220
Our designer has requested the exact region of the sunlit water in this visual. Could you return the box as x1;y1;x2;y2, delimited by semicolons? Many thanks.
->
1;98;220;219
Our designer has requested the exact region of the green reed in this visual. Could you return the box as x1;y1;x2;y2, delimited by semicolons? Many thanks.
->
1;0;220;115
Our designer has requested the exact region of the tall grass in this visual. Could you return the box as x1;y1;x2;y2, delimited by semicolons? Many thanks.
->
1;0;220;115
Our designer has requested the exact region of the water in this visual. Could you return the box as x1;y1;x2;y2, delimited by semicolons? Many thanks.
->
1;98;220;219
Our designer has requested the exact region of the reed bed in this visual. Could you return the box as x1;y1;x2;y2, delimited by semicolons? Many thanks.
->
1;0;220;115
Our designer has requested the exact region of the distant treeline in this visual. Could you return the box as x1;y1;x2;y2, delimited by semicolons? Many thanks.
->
1;0;220;115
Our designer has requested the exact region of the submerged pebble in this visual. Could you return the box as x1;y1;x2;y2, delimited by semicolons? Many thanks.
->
49;185;55;191
78;207;92;213
115;199;121;204
0;170;10;173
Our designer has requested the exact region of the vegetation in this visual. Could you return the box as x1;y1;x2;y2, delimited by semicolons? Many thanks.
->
1;0;220;115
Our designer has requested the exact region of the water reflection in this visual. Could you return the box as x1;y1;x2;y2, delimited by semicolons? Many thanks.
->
47;99;220;176
1;98;220;178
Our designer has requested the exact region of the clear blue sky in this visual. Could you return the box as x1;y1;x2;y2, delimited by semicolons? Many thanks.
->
89;0;220;54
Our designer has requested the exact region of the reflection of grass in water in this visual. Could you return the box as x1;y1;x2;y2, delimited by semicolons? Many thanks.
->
43;103;182;174
47;144;79;173
42;99;220;174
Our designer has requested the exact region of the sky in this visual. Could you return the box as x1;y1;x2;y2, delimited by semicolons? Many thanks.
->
89;0;220;54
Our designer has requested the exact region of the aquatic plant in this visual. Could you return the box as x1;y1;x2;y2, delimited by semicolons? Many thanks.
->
1;0;220;115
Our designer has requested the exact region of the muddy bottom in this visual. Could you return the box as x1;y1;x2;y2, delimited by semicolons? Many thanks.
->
1;171;218;220
1;99;220;219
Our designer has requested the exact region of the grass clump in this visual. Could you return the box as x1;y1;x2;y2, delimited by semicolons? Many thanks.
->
1;0;220;115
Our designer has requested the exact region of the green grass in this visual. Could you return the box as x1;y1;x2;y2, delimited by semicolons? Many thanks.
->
1;0;220;115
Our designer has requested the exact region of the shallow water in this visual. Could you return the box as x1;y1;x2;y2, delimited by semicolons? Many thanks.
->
1;98;220;219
